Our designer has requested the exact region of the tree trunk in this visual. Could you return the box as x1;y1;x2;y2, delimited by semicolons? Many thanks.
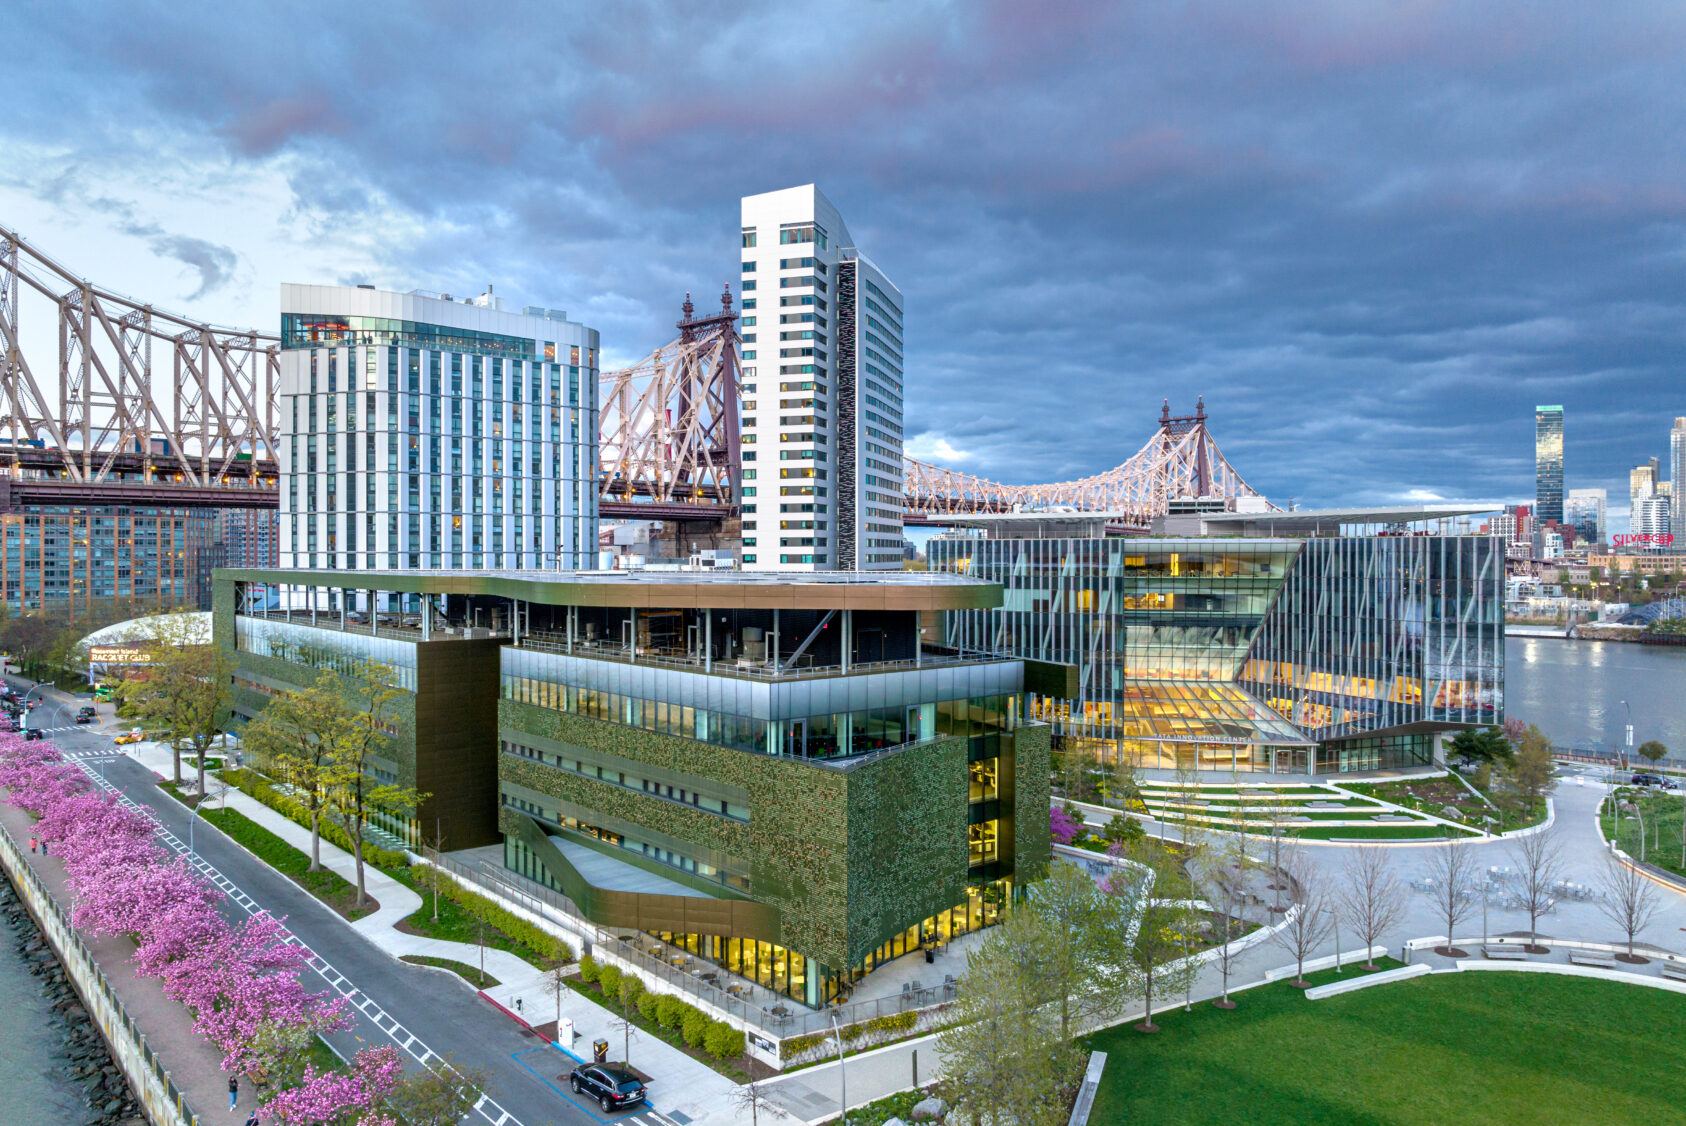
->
308;809;322;872
353;831;366;907
172;741;183;785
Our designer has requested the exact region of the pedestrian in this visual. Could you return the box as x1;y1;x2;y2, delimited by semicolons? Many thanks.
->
514;997;523;1015
243;1112;258;1126
28;836;36;854
228;1075;238;1111
39;839;46;857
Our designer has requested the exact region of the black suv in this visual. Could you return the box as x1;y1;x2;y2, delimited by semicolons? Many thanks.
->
568;1065;646;1113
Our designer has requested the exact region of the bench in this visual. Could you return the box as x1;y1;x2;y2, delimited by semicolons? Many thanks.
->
1483;945;1529;961
1661;962;1686;982
1568;951;1617;969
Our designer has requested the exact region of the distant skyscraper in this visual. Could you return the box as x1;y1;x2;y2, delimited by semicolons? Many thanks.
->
738;185;904;571
1534;405;1564;526
1565;488;1606;546
1631;458;1659;508
1633;495;1672;543
1672;417;1686;540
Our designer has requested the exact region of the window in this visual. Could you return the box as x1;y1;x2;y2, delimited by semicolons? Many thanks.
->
741;280;757;291
742;316;757;327
741;260;756;272
742;298;756;309
741;230;757;248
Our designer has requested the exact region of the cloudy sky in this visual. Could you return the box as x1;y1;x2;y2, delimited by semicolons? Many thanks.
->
3;0;1681;529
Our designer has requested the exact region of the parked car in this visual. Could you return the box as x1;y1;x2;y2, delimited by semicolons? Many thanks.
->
1632;773;1667;787
22;729;43;741
568;1065;646;1113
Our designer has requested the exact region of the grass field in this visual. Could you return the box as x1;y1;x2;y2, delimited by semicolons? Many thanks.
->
1601;789;1686;879
400;954;500;989
1086;972;1686;1125
196;806;379;921
389;866;553;968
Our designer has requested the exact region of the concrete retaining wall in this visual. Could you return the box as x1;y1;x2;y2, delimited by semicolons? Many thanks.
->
0;822;201;1125
1305;963;1431;999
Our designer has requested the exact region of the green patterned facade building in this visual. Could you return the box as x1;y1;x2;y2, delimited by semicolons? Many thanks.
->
215;568;1053;1009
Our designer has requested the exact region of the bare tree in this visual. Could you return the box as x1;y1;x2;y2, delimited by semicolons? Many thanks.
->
1508;832;1564;951
1270;854;1334;987
1338;848;1405;970
1596;853;1661;963
1261;793;1296;914
1203;842;1250;1007
1425;845;1479;957
731;1077;785;1126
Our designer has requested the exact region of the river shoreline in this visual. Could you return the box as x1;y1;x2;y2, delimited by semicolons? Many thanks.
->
0;872;144;1126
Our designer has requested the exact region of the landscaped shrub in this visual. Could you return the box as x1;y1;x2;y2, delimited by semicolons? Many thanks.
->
220;767;410;871
578;954;599;984
780;1031;828;1060
681;1007;711;1050
655;994;686;1031
618;975;644;1011
637;990;662;1021
841;1021;866;1042
866;1011;918;1036
440;874;572;965
597;963;623;999
703;1020;745;1061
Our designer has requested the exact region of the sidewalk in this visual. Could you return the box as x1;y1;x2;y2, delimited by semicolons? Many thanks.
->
0;800;231;1120
128;745;544;986
482;976;746;1125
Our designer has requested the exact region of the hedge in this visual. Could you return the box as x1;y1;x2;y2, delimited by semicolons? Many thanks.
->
779;1011;919;1059
704;1021;745;1061
428;868;573;966
597;963;623;999
655;994;686;1031
681;1007;711;1050
578;955;600;985
618;975;644;1011
220;768;409;871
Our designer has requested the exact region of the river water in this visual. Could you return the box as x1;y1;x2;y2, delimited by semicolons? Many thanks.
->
1505;635;1686;754
0;882;92;1123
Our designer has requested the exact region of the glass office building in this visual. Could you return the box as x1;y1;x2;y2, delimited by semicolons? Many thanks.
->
0;504;213;619
929;510;1503;775
1535;404;1564;527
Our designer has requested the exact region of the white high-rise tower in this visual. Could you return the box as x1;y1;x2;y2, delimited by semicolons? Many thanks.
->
737;185;904;571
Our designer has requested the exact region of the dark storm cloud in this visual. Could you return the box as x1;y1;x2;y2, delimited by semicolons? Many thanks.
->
5;0;1685;517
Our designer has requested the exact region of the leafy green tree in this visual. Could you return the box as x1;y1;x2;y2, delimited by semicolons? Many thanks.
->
1638;740;1669;767
118;611;233;790
1506;724;1557;809
1107;839;1200;1032
318;660;424;906
238;672;349;870
938;909;1084;1126
1449;726;1514;770
1024;858;1131;1038
381;1056;488;1126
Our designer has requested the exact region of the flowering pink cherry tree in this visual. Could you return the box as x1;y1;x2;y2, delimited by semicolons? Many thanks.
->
0;733;361;1115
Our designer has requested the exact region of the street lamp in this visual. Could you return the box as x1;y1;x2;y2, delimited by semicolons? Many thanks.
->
830;1009;849;1126
17;683;45;733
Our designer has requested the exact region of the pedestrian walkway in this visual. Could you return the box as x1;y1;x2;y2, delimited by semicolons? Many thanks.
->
482;976;746;1125
127;745;545;986
0;800;231;1121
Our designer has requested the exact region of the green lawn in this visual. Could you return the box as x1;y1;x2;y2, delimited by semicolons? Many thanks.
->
400;954;500;989
197;806;378;920
388;867;554;968
1601;790;1686;879
1291;823;1469;840
1086;972;1686;1125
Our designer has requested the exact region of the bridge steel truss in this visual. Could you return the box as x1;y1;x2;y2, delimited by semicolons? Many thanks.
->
0;225;279;508
598;289;743;521
903;398;1267;527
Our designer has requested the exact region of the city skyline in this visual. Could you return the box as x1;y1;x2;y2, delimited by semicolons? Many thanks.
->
3;3;1685;524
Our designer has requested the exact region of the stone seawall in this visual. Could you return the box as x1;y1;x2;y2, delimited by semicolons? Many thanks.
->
0;823;201;1126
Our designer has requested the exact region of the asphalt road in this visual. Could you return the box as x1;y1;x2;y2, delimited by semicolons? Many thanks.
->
10;679;676;1126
